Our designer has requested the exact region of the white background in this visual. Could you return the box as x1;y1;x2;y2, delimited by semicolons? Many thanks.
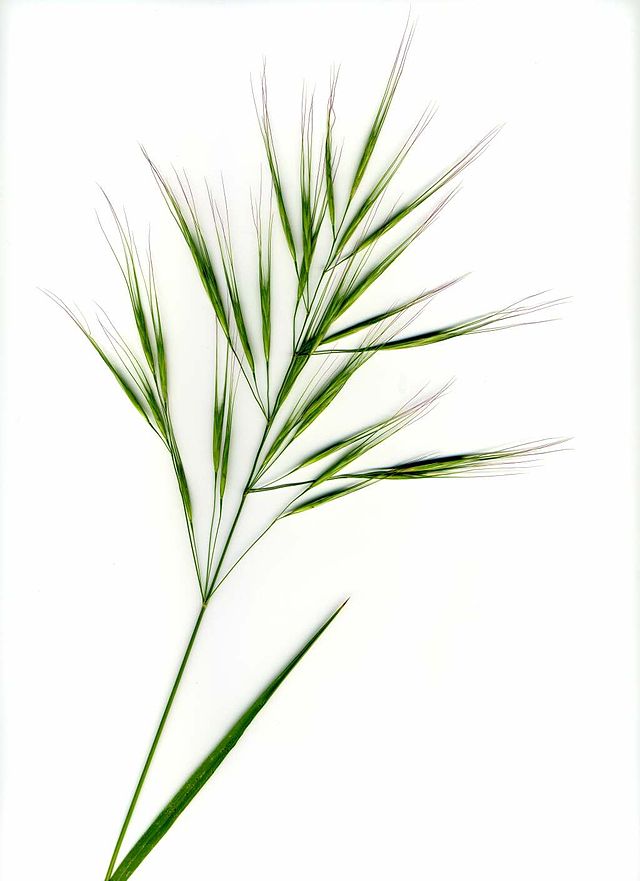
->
1;1;637;879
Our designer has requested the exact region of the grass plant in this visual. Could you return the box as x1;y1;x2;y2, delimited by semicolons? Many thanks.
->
47;22;560;880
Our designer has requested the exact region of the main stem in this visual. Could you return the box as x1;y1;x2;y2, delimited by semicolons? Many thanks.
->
103;602;208;880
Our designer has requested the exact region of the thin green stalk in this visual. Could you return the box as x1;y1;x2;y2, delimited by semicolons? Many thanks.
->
104;603;208;881
210;519;278;596
205;427;269;599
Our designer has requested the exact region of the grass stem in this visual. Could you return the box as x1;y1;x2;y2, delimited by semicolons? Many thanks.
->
104;602;208;880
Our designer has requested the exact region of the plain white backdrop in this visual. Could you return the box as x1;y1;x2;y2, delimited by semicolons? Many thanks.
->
1;1;637;879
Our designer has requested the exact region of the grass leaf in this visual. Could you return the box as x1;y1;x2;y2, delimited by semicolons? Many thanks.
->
109;599;349;881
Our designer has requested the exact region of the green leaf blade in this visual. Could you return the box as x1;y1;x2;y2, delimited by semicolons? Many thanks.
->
110;600;349;881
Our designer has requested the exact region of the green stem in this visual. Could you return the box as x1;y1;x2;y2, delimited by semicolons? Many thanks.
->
204;429;269;600
103;602;208;881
